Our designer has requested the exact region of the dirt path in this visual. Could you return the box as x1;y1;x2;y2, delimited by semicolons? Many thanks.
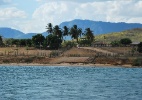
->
80;47;116;55
49;57;89;64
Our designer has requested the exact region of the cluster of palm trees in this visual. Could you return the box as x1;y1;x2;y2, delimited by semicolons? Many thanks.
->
46;23;94;43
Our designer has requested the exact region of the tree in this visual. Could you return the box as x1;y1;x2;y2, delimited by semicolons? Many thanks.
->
53;25;62;39
26;39;32;47
120;38;132;46
46;34;62;49
32;34;45;48
69;25;82;43
63;26;69;36
46;23;53;34
137;42;142;53
4;38;13;46
0;36;3;46
84;28;94;42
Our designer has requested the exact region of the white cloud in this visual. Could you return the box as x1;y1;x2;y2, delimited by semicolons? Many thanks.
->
32;2;76;25
0;7;27;20
2;0;142;33
35;0;107;3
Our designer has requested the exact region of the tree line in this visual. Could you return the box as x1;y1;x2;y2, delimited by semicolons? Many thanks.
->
0;23;94;49
0;23;142;53
45;23;94;49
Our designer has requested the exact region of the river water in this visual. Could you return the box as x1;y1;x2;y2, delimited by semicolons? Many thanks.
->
0;66;142;100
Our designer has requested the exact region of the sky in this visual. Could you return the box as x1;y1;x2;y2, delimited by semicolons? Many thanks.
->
0;0;142;33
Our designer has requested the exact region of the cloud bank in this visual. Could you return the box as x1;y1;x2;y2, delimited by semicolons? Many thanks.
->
0;0;142;33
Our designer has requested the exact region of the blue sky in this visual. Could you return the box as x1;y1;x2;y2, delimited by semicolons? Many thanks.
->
0;0;142;33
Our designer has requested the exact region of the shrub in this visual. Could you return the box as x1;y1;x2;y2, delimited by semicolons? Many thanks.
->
110;40;120;47
62;41;76;48
120;38;132;46
132;58;142;66
79;39;92;46
137;42;142;53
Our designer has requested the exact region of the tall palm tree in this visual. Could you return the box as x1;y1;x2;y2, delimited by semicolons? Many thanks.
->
84;28;94;42
0;35;3;46
69;25;82;43
62;26;69;41
53;25;62;39
78;28;82;38
46;23;53;34
63;26;69;36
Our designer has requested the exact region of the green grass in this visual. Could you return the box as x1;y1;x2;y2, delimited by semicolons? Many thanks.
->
95;28;142;43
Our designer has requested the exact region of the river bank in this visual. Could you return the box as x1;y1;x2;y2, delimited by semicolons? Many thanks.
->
0;56;141;68
0;62;133;68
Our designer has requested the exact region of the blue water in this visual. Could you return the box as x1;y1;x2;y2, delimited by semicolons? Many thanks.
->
0;66;142;100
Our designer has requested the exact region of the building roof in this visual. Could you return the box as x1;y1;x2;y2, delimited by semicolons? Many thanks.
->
131;42;140;45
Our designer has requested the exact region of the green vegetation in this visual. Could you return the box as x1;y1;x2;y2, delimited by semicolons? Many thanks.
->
46;34;62;49
69;25;82;43
45;23;94;49
0;23;94;50
95;28;142;43
4;38;32;47
110;40;121;47
79;39;92;46
32;34;45;48
0;36;4;46
137;42;142;53
132;58;142;66
120;38;132;46
110;38;132;47
84;28;94;42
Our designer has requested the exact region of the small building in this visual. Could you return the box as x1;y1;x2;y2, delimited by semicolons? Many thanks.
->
131;42;140;47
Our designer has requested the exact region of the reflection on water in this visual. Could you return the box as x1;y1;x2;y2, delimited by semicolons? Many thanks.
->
0;66;142;100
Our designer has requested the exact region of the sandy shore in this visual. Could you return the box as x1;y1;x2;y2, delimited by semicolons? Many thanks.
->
0;63;133;68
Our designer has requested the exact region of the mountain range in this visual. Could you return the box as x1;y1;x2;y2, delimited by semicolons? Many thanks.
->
0;19;142;39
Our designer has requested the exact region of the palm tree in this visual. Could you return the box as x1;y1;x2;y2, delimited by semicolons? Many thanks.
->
84;28;94;42
53;25;62;39
63;26;69;36
62;26;69;41
78;28;82;38
0;35;3;46
69;25;82;43
46;23;53;34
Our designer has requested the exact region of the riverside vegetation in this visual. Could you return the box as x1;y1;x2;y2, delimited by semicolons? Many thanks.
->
0;24;142;67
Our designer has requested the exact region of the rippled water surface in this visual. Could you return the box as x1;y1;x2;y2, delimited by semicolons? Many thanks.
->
0;66;142;100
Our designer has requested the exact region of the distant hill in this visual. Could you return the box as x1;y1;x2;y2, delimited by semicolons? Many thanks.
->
18;33;37;39
0;27;25;38
59;19;142;35
95;28;142;43
0;28;47;39
1;19;142;39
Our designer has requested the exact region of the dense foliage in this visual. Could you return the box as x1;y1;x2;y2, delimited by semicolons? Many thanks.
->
110;40;121;47
4;38;32;47
137;42;142;53
32;34;45;48
120;38;132;46
46;34;62;49
0;36;3;46
45;23;94;49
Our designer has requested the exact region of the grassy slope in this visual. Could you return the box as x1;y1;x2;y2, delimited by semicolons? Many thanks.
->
95;28;142;43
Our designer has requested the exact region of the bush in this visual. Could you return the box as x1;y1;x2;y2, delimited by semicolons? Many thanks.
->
137;42;142;53
62;41;76;48
49;51;59;57
132;58;142;66
79;39;92;46
120;38;132;46
110;40;120;47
